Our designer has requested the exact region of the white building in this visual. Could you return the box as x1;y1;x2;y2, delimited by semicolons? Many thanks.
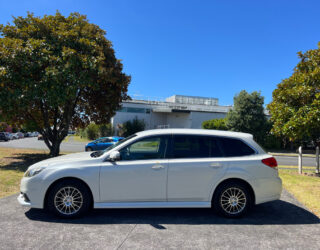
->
111;95;232;133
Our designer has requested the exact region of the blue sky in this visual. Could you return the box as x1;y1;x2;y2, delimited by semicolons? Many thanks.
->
0;0;319;106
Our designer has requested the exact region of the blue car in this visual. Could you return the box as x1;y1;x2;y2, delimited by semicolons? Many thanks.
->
85;136;124;151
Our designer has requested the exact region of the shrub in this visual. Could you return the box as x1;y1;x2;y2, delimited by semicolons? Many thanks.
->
121;117;145;137
202;118;228;130
99;124;114;137
86;123;99;140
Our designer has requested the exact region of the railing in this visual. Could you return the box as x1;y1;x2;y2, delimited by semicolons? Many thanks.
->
157;125;170;129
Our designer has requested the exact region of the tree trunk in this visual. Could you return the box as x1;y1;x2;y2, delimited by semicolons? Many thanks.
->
42;134;62;157
49;140;61;157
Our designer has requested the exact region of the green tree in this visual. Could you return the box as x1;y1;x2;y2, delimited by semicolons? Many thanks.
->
227;90;267;143
267;46;320;144
202;118;228;130
0;12;130;156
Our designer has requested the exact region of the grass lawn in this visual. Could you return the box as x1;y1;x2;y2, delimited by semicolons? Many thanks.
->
0;148;52;198
279;168;320;217
72;135;90;143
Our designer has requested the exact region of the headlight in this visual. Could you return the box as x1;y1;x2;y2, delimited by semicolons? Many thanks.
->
24;166;46;177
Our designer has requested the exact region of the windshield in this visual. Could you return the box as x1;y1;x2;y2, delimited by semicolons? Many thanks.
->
90;134;137;158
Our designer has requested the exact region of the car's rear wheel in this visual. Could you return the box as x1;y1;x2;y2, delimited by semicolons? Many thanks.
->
47;179;92;218
213;181;252;218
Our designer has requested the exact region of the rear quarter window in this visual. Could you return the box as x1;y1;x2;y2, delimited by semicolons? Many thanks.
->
218;137;255;157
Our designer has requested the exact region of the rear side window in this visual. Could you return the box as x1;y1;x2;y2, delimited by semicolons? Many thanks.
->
218;137;255;157
171;135;224;158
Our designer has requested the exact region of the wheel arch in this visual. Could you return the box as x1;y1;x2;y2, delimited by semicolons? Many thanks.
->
44;177;94;209
211;178;256;206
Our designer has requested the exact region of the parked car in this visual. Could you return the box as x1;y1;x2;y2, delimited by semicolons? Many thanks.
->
85;136;124;151
18;129;282;219
37;134;43;140
4;132;13;140
33;132;39;137
0;132;9;141
12;133;19;139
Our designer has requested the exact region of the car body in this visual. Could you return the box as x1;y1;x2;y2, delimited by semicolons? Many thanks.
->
0;132;9;141
85;136;124;151
18;129;282;218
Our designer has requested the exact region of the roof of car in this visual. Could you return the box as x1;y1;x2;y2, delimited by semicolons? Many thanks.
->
135;128;253;139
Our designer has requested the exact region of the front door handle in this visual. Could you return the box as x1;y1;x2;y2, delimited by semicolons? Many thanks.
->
152;165;165;170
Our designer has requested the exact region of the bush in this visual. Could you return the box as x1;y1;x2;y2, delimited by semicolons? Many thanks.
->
99;124;114;137
202;118;228;130
86;123;99;140
121;117;145;137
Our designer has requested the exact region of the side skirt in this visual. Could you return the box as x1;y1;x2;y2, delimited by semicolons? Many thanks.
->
94;201;211;209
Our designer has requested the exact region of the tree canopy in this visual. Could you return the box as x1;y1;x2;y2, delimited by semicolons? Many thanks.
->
226;90;267;143
267;45;320;143
0;12;130;155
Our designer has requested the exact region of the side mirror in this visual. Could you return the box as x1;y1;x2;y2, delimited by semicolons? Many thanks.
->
109;151;120;162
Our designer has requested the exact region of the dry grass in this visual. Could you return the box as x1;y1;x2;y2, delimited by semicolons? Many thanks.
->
0;148;51;198
279;168;320;217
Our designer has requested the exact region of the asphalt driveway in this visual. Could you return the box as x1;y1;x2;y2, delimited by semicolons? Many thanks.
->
0;190;319;250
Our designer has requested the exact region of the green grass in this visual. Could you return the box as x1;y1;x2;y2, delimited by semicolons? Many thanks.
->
0;148;51;198
71;135;90;143
279;168;320;217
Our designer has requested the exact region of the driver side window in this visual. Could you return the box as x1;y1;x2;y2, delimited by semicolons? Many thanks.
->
120;136;168;161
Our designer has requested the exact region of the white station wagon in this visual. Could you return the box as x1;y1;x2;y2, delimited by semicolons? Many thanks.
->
18;129;282;218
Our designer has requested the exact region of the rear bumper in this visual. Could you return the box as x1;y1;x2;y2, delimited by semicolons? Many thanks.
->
254;176;282;204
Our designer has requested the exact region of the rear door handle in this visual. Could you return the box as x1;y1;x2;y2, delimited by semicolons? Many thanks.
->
210;163;222;168
152;165;165;170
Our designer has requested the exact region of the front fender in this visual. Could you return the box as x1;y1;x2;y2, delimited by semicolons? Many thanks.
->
42;165;100;206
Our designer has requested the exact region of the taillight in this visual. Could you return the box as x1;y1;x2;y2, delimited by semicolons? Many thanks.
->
262;157;278;168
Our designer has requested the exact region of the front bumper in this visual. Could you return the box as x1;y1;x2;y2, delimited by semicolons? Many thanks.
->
17;193;31;207
18;176;48;209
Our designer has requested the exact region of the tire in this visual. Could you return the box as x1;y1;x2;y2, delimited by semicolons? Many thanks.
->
86;147;92;151
47;179;92;218
213;181;252;218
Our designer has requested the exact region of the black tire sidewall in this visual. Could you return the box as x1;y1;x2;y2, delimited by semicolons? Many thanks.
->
47;179;92;218
213;181;252;218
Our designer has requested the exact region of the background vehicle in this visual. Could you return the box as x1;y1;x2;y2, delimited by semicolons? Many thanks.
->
18;129;282;219
0;132;8;141
85;136;124;151
37;134;43;140
12;133;19;139
4;132;13;140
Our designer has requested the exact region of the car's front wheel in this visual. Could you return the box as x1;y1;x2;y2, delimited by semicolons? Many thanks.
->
47;179;92;218
86;147;92;151
213;181;252;218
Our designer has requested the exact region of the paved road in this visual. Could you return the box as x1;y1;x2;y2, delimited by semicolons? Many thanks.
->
0;190;319;249
0;138;317;167
0;137;87;152
275;155;316;167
